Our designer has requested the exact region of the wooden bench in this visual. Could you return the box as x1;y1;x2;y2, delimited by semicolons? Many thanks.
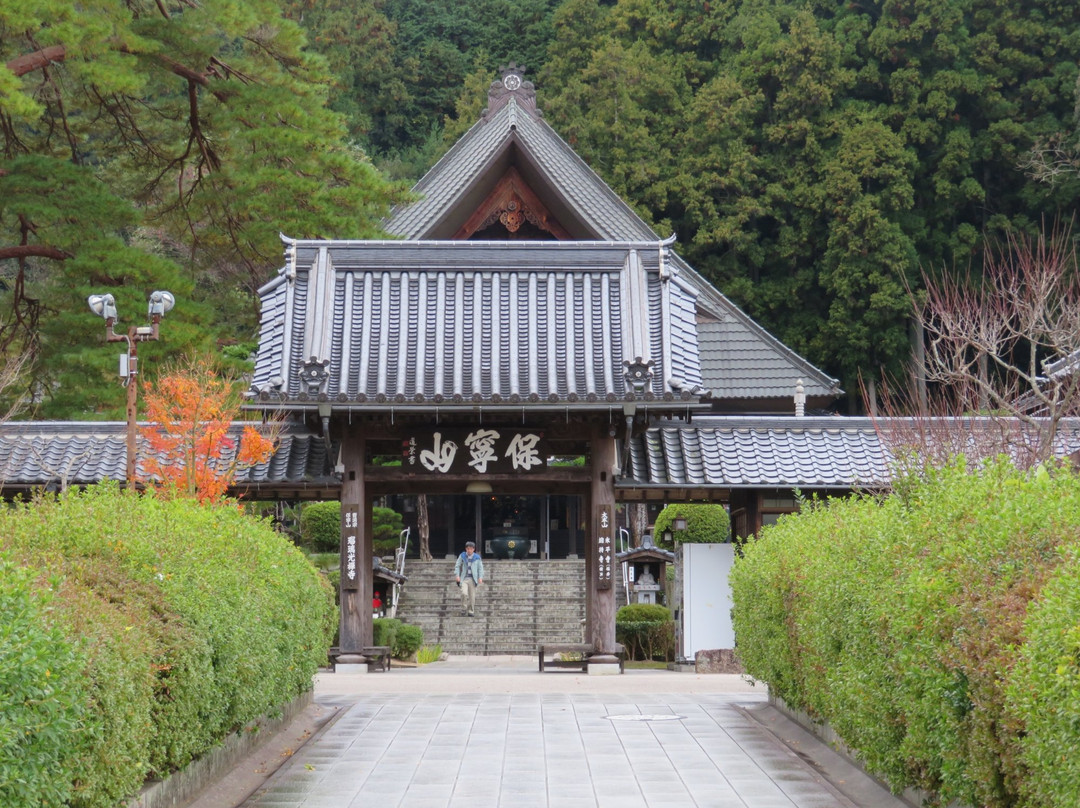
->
538;643;626;673
538;643;592;672
362;646;391;672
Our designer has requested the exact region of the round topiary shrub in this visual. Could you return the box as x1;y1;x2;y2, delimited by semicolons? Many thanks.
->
300;502;405;556
300;501;341;552
653;503;730;550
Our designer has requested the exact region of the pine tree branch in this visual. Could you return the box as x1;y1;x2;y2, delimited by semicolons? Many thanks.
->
0;245;70;261
5;45;66;77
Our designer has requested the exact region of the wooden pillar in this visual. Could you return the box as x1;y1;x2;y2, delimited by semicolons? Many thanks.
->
338;433;372;662
587;425;618;656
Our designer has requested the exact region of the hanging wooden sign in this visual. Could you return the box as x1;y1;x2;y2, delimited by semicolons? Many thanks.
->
402;429;547;475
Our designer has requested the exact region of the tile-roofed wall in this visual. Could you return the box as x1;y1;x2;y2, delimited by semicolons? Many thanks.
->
251;239;703;409
623;417;892;489
0;422;336;493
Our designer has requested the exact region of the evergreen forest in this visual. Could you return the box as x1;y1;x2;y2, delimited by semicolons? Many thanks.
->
2;0;1078;417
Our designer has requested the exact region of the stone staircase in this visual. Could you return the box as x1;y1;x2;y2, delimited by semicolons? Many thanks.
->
393;559;586;655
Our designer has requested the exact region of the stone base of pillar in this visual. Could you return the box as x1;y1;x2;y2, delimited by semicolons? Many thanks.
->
335;662;370;674
587;655;622;675
335;653;369;674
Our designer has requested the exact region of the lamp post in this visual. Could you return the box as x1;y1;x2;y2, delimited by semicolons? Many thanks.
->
88;291;175;484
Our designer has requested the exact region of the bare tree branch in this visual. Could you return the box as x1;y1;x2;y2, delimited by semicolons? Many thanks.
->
894;220;1080;468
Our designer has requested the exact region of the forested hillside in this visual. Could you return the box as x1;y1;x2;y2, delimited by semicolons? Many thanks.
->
2;0;1078;417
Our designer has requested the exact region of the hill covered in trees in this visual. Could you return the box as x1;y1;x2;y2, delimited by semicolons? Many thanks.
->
2;0;1078;416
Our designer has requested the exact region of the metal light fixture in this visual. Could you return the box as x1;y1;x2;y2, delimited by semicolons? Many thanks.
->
87;293;118;321
148;291;175;318
673;516;687;532
466;481;493;494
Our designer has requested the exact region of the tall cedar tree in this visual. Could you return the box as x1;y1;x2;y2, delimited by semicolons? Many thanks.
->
0;1;407;418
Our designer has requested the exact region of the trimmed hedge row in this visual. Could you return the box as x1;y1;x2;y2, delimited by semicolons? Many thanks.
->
616;603;675;661
730;460;1080;808
0;485;337;808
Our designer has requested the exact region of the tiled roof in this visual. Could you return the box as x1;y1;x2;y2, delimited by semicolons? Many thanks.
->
384;98;658;242
673;256;841;404
250;238;705;410
0;421;337;495
624;417;891;490
378;86;839;409
6;417;1078;494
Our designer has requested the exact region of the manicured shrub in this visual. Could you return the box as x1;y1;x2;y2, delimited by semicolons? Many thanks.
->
372;617;401;649
653;503;729;550
0;485;337;807
617;603;671;623
1006;544;1080;807
730;459;1080;808
371;618;423;659
616;603;675;661
392;624;424;659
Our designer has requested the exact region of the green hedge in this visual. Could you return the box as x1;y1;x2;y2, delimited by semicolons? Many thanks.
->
0;557;85;808
0;485;337;808
616;603;675;661
730;459;1080;808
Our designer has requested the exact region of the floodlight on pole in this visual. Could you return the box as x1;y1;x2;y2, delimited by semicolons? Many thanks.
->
87;294;118;321
88;290;174;485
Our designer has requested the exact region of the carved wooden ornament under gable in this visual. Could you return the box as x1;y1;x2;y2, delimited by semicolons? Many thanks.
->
455;166;571;240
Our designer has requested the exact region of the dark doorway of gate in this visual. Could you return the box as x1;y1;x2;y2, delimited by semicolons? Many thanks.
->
390;494;585;559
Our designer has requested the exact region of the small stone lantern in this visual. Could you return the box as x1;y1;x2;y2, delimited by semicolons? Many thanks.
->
617;534;675;605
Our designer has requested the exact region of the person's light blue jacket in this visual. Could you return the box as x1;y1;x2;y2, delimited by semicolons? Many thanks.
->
455;551;484;584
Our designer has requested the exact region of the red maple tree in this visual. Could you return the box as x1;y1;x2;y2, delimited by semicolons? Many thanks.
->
140;356;276;503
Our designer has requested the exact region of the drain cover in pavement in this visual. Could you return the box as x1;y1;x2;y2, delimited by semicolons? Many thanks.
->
604;714;685;721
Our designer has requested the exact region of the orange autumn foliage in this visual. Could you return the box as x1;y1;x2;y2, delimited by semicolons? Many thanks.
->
140;357;277;503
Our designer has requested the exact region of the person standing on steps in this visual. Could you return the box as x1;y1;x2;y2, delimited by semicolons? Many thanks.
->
454;541;484;617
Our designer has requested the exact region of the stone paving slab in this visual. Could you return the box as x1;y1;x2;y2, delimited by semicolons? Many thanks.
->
231;657;910;808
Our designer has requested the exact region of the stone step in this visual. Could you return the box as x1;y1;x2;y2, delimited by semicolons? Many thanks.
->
393;559;587;654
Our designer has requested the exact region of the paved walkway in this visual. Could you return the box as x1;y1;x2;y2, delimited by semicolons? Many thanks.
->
193;657;910;808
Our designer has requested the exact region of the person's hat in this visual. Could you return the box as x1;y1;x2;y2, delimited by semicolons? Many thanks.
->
465;541;475;548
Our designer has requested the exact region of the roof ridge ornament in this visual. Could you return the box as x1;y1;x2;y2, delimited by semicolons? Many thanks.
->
299;356;330;395
625;357;655;394
485;63;540;119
